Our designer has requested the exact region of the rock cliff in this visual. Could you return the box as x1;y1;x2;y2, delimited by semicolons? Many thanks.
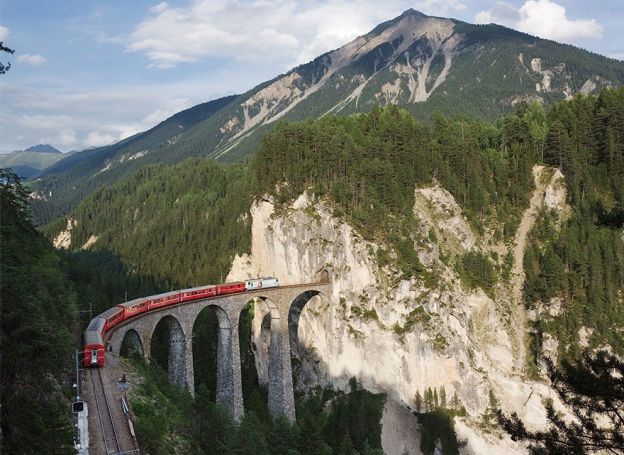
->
227;165;569;454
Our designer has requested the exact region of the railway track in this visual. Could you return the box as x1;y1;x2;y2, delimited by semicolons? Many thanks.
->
89;364;141;455
92;368;123;454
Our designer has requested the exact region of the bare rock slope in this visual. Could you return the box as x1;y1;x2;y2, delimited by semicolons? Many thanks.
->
228;165;570;454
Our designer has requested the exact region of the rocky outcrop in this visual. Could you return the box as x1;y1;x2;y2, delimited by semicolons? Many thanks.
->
228;166;570;454
53;218;77;249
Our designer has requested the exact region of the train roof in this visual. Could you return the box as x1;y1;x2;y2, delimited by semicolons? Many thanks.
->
118;297;148;308
86;317;105;332
149;290;182;300
98;306;123;319
180;284;216;293
84;326;103;345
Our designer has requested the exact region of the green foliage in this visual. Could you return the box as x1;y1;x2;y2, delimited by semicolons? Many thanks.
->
419;410;461;455
394;306;431;337
0;169;78;453
0;41;14;75
192;308;220;402
254;105;534;275
62;249;165;326
523;88;624;359
239;302;270;420
131;361;386;455
46;158;252;288
457;251;497;294
498;350;624;454
414;386;466;455
131;361;198;454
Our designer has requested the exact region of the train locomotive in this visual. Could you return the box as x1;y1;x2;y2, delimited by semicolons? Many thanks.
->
83;277;279;367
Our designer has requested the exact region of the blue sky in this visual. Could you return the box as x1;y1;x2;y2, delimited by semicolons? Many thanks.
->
0;0;622;154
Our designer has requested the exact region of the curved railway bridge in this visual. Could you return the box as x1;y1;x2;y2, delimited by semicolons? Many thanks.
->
106;275;331;422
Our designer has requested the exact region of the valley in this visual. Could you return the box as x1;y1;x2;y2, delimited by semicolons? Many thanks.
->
1;5;623;455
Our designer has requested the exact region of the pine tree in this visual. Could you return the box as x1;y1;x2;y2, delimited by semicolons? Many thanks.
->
415;391;422;413
497;351;624;454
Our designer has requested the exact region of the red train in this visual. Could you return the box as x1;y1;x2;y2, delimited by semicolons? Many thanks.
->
83;278;279;367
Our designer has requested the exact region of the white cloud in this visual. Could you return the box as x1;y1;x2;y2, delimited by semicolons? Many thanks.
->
0;80;211;153
0;25;9;42
85;131;116;147
150;2;169;14
17;54;47;66
56;129;78;148
475;0;603;41
128;0;466;69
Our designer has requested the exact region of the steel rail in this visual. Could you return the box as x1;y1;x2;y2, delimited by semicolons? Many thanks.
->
92;368;122;454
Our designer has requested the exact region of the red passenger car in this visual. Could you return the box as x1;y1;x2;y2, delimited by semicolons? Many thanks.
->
117;297;149;320
216;282;245;295
148;291;181;310
181;285;217;302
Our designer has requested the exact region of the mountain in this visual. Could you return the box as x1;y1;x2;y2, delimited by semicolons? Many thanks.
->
44;92;624;452
24;144;61;154
30;9;624;223
30;95;238;222
0;144;64;179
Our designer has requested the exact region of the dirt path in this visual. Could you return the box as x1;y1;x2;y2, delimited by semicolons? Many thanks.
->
509;165;555;372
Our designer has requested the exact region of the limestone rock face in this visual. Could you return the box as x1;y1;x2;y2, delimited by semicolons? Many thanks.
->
53;218;77;249
228;168;569;454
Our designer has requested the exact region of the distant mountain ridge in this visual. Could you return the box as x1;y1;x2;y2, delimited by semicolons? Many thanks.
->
24;144;61;154
31;9;624;223
0;144;64;179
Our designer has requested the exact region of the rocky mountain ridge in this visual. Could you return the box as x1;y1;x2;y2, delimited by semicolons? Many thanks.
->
29;9;624;224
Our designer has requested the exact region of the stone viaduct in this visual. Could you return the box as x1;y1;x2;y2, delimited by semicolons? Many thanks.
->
107;276;331;422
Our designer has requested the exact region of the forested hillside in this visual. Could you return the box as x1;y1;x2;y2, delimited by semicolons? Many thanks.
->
45;159;252;288
524;89;624;356
253;90;624;358
48;89;624;359
30;94;238;225
0;170;77;453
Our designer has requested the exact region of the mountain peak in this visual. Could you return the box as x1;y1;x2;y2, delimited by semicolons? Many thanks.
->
399;8;426;18
24;144;61;154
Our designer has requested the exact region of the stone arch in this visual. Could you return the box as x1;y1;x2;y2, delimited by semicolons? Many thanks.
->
247;295;297;420
317;267;331;283
119;328;144;358
192;304;230;402
245;297;281;388
151;315;189;388
287;289;328;395
191;303;242;419
288;290;325;349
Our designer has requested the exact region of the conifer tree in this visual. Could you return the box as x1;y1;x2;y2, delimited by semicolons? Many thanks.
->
497;351;624;454
415;391;422;413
